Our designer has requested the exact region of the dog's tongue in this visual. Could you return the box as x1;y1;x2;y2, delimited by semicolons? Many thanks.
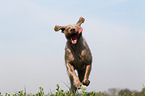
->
70;35;78;44
71;39;77;44
69;30;82;44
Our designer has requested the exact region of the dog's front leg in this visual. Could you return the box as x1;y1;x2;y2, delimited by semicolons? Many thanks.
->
66;62;82;89
82;65;91;86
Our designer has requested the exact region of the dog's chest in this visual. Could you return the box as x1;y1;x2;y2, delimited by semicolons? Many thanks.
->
73;50;90;69
65;43;92;70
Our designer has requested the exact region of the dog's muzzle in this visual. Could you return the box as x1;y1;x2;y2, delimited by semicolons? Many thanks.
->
70;28;75;33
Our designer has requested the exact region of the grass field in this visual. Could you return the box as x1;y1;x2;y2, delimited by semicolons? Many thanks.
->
0;84;145;96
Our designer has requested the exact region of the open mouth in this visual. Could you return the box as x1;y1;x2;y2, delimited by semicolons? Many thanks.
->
67;33;80;44
66;27;83;44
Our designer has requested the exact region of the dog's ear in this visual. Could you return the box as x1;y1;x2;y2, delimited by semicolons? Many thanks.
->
54;25;66;32
78;27;83;33
76;17;85;26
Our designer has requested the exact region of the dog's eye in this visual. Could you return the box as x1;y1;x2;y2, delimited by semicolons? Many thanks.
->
67;27;70;30
61;28;65;32
66;28;70;31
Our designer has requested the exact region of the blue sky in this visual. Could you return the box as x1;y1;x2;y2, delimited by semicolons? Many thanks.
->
0;0;145;94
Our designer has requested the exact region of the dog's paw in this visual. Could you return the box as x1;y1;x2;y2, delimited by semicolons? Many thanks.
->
74;79;82;89
82;79;90;86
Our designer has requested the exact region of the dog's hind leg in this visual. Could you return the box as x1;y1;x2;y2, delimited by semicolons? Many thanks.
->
78;68;86;83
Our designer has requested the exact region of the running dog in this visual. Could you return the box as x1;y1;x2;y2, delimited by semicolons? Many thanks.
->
54;17;92;93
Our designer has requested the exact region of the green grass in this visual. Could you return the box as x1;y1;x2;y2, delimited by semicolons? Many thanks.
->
0;84;145;96
0;84;100;96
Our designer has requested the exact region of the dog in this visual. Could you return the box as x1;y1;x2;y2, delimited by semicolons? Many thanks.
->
54;17;92;93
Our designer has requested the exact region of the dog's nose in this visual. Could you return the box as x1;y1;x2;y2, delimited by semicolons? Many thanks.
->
70;28;75;32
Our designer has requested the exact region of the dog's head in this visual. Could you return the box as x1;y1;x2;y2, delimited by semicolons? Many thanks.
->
54;17;85;44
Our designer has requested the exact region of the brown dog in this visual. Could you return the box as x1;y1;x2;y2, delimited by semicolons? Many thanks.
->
54;17;92;93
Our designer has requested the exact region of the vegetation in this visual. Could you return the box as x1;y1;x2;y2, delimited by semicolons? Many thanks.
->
0;84;145;96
